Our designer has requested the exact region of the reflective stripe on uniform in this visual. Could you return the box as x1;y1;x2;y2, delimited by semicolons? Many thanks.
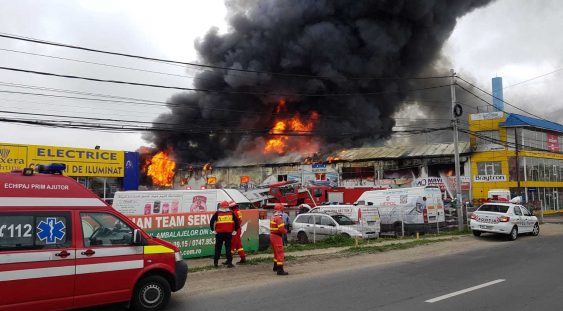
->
144;245;174;254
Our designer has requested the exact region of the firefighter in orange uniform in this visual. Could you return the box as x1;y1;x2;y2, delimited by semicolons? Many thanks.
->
270;203;289;275
210;200;240;268
229;201;247;264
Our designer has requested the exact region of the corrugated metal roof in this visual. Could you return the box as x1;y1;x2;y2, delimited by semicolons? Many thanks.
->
337;142;470;161
500;113;563;134
215;142;471;167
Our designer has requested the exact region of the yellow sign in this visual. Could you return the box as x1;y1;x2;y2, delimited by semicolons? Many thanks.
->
0;143;125;177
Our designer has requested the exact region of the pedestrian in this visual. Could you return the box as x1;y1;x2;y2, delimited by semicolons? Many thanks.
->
270;203;289;275
281;209;291;246
210;200;240;268
228;201;247;264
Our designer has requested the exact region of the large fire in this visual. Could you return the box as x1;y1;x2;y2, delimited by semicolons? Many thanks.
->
146;151;176;187
264;99;320;155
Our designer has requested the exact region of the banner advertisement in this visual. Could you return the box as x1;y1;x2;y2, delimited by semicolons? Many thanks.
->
127;210;259;258
0;143;124;177
113;190;258;258
547;133;560;153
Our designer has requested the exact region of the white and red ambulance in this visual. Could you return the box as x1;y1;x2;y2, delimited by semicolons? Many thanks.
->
0;164;187;311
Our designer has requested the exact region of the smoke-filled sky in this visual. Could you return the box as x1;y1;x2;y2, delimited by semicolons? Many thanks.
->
1;0;563;155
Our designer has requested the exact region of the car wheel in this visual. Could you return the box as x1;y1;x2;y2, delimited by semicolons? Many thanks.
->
339;233;351;239
297;231;309;244
472;230;482;237
507;226;518;241
131;275;171;311
531;223;540;236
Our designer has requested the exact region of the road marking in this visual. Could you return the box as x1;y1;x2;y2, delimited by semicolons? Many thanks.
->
425;279;506;303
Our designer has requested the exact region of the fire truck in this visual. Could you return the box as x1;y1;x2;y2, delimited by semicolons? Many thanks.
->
242;181;383;208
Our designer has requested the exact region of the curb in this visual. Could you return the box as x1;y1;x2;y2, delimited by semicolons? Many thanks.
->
185;235;466;271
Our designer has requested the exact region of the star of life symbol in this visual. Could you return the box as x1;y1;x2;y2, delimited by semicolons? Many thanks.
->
37;217;66;244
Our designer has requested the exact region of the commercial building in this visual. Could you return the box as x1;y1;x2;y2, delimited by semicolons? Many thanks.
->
469;112;563;213
175;142;472;202
0;142;139;201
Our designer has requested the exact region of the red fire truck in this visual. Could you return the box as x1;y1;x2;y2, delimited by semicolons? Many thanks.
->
245;181;383;208
0;164;187;311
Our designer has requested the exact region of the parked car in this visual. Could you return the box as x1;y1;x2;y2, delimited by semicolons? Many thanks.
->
290;212;379;243
470;202;539;240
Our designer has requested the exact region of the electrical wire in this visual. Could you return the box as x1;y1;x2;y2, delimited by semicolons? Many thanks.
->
0;66;452;97
0;32;452;81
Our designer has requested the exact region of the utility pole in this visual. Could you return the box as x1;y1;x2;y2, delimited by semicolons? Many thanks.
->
451;69;464;231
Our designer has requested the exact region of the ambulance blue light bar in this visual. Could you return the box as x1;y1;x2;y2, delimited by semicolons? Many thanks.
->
35;163;66;175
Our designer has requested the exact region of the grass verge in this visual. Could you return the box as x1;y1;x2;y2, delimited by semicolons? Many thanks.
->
341;237;457;255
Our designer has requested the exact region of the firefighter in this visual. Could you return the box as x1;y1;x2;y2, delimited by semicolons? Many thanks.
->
210;200;240;268
226;200;247;264
270;203;289;275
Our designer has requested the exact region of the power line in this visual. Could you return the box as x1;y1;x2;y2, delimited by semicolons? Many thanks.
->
0;65;452;98
456;76;553;122
0;32;451;81
504;67;563;89
0;47;196;79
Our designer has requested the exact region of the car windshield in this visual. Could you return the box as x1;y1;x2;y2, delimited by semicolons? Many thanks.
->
478;204;509;213
332;215;355;225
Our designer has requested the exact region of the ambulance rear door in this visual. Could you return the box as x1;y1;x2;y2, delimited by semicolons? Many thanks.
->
0;211;75;310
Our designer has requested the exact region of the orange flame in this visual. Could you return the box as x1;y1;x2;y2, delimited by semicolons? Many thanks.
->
264;99;320;155
327;156;341;163
146;151;176;187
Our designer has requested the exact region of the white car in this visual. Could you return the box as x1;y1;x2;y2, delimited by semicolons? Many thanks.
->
291;212;379;243
470;203;539;240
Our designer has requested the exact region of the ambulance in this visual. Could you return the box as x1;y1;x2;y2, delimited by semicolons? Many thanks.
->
0;164;187;311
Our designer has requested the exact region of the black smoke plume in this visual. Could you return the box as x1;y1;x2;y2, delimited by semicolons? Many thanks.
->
146;0;492;164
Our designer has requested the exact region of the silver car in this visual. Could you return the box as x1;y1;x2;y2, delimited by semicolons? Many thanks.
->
291;212;379;243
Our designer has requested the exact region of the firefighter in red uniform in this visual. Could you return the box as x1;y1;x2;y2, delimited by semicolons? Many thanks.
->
210;200;240;268
229;201;247;264
270;203;289;275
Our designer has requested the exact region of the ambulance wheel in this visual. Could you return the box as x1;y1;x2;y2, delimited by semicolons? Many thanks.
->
472;230;481;237
131;275;171;311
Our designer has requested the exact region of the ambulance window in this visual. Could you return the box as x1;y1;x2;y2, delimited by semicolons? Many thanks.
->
0;212;71;251
81;213;134;247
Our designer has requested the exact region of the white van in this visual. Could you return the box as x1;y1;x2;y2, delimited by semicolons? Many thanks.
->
113;188;253;215
355;187;445;234
310;204;381;228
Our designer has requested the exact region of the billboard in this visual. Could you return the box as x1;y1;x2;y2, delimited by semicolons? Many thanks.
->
113;190;259;259
0;143;124;177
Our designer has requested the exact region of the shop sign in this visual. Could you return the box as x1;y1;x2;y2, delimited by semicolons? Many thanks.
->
0;143;124;177
470;111;504;121
312;163;327;172
474;175;507;182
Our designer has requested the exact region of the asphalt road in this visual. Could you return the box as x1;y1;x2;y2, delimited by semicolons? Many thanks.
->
168;233;562;311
